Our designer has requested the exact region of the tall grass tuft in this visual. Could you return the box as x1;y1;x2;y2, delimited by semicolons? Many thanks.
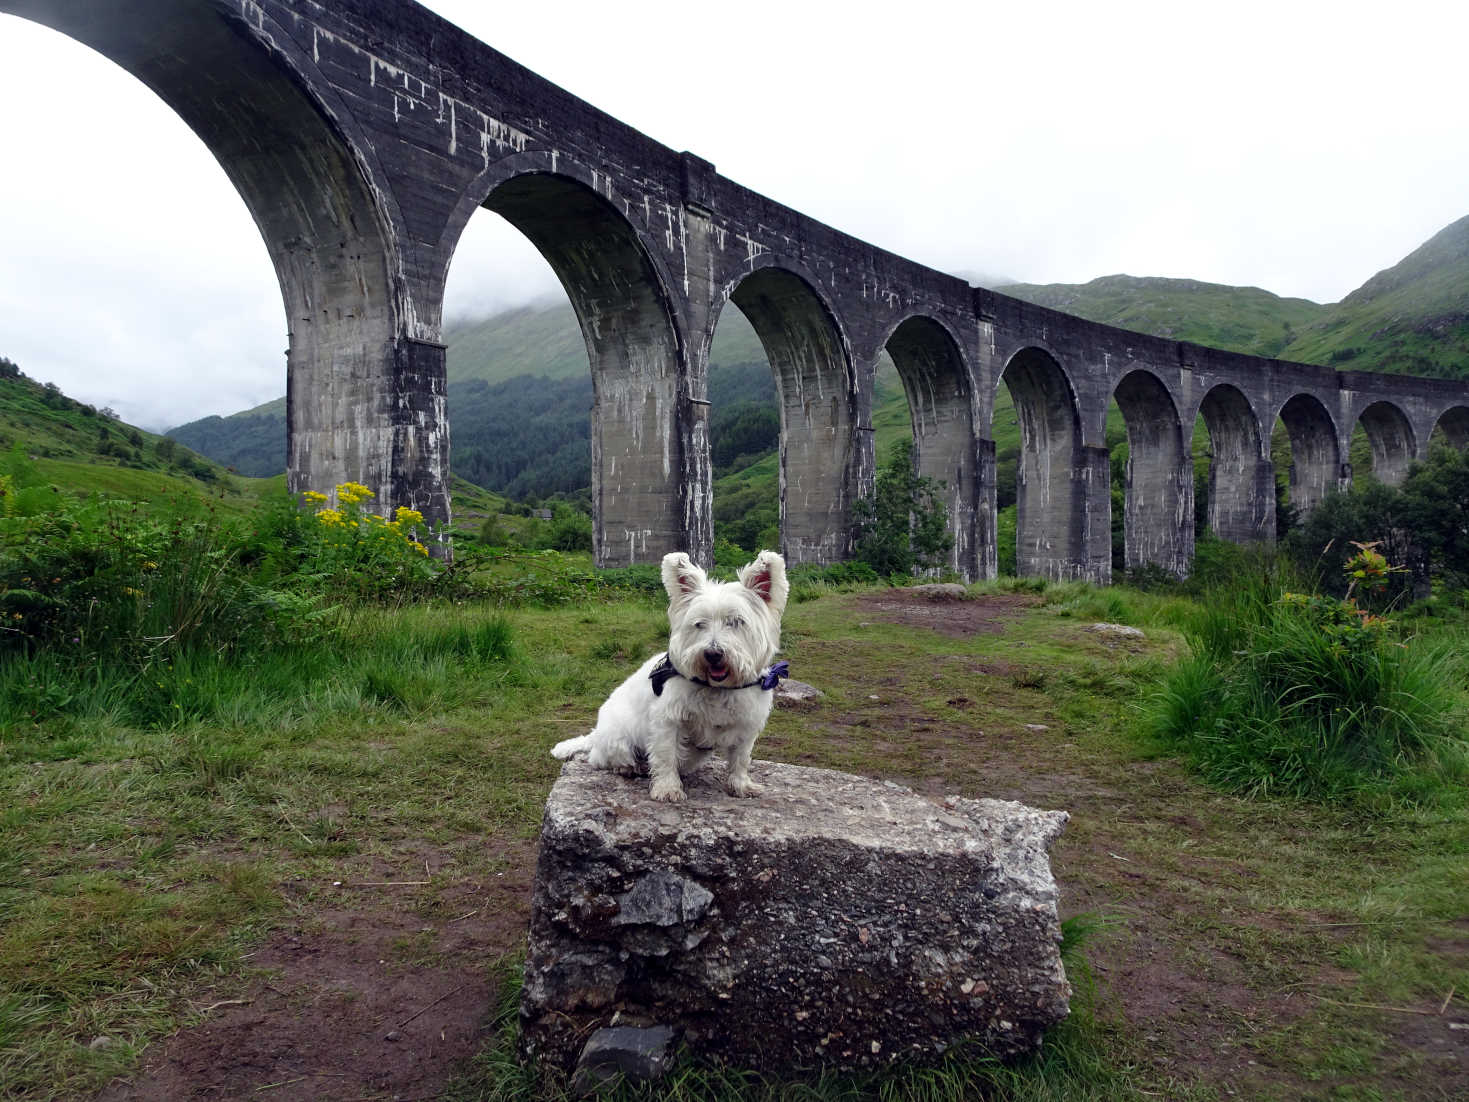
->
1147;547;1469;805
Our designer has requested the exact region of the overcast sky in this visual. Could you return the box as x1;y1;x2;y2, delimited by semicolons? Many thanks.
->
2;0;1467;429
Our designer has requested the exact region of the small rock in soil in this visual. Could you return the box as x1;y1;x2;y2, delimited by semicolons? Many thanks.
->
571;1024;677;1094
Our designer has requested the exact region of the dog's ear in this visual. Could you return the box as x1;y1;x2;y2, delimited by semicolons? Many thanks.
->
738;551;789;616
661;552;707;604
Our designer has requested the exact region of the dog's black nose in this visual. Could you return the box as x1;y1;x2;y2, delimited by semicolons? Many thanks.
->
704;648;724;665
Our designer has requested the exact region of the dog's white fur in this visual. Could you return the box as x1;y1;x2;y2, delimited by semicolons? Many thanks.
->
551;550;789;802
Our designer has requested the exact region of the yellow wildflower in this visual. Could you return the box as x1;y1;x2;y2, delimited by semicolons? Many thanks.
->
410;540;429;556
317;508;344;526
394;506;425;527
301;490;328;505
335;481;374;506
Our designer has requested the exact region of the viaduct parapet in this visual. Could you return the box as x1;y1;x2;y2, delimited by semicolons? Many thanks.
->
8;0;1468;581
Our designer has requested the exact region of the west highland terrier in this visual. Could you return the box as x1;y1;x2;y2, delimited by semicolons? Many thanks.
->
551;550;790;802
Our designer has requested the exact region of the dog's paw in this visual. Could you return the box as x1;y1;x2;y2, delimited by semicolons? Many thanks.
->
649;778;687;802
726;777;763;798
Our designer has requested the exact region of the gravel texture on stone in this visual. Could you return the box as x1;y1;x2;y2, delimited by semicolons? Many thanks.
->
520;759;1071;1074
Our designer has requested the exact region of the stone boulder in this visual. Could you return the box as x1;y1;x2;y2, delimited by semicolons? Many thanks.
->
1086;622;1145;639
520;759;1071;1076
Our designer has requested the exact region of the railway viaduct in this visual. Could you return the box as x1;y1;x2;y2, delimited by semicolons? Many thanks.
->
8;0;1469;581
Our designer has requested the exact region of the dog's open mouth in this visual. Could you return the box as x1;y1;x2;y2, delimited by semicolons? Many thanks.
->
705;663;730;683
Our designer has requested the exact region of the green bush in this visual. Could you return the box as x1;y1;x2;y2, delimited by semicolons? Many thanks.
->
1148;546;1469;805
0;495;320;662
853;440;953;576
995;504;1018;576
263;482;441;600
713;537;754;577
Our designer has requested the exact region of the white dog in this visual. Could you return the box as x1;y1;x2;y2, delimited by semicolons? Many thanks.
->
551;550;789;802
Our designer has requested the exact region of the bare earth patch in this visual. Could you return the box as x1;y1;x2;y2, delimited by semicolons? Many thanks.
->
850;589;1041;636
96;840;536;1102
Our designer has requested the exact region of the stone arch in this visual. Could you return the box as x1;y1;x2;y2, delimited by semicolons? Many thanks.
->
1432;405;1469;450
476;170;694;567
711;265;858;565
1198;383;1274;544
1276;393;1342;519
1355;400;1417;486
882;314;978;578
1112;370;1192;575
999;347;1092;580
3;0;445;523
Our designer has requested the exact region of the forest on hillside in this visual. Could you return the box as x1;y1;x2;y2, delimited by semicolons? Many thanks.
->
453;362;779;500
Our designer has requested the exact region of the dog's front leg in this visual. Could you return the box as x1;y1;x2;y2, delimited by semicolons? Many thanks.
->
645;724;686;802
724;739;762;798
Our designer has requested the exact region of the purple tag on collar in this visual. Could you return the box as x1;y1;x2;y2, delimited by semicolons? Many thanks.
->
759;660;790;690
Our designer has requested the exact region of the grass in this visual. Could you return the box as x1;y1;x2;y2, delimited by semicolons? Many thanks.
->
1143;559;1469;806
2;576;1467;1100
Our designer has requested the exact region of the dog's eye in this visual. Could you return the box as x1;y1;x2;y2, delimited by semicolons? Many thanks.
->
693;620;708;630
726;616;744;629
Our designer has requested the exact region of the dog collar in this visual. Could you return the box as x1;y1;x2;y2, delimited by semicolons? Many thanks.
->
649;655;790;697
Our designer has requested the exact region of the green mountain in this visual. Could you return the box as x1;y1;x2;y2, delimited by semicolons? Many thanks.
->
998;215;1469;379
1281;215;1469;377
444;296;768;385
0;355;265;510
445;298;589;383
169;299;774;481
998;275;1325;359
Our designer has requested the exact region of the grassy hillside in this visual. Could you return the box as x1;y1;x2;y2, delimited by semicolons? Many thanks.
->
444;298;590;383
998;275;1326;358
0;356;266;510
1281;214;1469;377
1001;215;1469;380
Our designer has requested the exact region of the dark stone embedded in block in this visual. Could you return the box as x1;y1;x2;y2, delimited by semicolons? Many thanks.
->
571;1025;678;1094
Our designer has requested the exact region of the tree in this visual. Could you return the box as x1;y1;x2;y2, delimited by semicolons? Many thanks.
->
1400;446;1469;587
853;440;953;576
1284;445;1469;601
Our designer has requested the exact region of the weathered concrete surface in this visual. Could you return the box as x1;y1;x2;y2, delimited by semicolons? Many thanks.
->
521;759;1071;1075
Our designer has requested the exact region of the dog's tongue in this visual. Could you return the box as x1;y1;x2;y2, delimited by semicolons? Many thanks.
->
707;664;729;682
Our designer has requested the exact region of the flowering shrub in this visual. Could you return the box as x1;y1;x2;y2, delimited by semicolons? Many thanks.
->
289;482;439;600
1150;545;1466;804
